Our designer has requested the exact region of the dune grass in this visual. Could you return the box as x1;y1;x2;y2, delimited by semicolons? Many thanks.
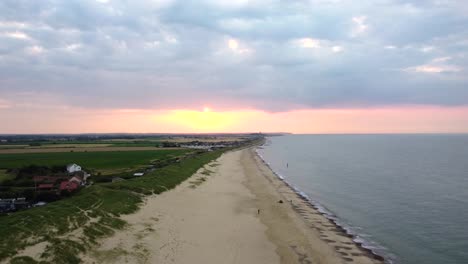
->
0;149;224;263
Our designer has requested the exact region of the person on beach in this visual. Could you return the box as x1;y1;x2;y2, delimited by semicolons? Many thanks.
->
258;209;260;214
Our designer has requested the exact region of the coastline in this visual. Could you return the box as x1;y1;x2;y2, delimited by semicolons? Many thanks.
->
253;147;387;263
79;147;384;263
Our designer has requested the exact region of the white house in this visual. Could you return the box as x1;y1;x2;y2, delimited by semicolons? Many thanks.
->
133;172;144;177
66;164;82;174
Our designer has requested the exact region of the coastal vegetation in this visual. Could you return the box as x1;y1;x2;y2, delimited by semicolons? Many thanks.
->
0;149;192;202
0;148;225;263
0;134;264;262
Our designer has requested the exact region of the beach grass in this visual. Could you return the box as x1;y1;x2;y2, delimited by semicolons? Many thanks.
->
0;149;224;263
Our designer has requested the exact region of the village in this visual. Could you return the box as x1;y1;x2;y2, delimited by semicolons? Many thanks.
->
0;147;238;213
0;163;91;213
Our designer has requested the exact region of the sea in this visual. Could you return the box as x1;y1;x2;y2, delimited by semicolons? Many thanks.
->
257;134;468;264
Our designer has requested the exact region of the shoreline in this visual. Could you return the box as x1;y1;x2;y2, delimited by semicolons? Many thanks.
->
78;147;384;263
253;147;388;263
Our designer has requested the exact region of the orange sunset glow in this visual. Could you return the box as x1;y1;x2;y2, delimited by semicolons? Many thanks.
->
2;105;468;134
153;106;468;133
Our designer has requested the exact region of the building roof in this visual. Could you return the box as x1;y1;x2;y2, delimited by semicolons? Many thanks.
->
69;175;84;182
59;181;79;191
66;163;80;169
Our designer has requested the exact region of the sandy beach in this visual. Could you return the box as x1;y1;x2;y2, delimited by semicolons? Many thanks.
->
81;148;384;264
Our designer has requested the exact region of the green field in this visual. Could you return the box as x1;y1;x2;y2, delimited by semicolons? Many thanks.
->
0;150;189;170
0;149;224;263
0;139;164;148
0;169;14;182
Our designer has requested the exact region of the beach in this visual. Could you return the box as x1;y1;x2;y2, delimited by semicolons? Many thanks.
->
81;147;383;264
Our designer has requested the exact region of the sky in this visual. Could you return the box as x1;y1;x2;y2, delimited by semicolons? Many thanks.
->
1;0;468;133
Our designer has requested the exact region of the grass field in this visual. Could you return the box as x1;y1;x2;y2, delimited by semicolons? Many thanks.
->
0;136;244;149
0;148;225;263
0;169;14;182
27;144;112;148
0;145;29;149
0;150;189;171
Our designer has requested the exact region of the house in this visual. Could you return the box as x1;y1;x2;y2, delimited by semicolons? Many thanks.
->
59;181;79;192
133;172;144;177
66;164;82;174
68;175;83;185
71;170;91;183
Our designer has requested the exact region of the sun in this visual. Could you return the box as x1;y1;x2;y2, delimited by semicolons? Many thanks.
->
157;107;232;131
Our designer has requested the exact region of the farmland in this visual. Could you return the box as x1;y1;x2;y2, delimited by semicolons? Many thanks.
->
0;149;189;172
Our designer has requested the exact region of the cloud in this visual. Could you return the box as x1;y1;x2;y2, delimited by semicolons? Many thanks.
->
2;31;31;40
295;38;321;48
406;65;461;73
293;38;345;54
226;38;251;54
64;43;82;52
351;16;369;37
404;56;462;73
0;98;11;109
332;45;344;53
420;46;435;52
228;39;239;50
0;0;467;114
432;56;451;62
0;21;29;28
25;45;45;55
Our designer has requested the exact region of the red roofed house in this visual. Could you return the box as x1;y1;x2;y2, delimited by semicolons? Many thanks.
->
59;181;79;192
68;175;83;185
